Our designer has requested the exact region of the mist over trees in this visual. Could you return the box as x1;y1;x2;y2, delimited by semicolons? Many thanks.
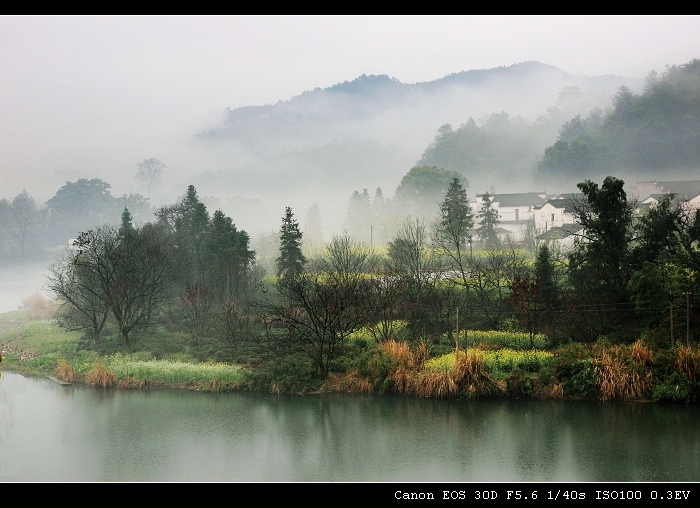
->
2;58;698;268
4;56;700;398
188;61;639;234
535;59;700;189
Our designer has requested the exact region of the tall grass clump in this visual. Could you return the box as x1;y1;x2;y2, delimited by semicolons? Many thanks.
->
652;344;700;403
55;359;75;383
675;345;700;384
378;339;428;394
594;340;653;401
86;362;117;388
419;349;505;398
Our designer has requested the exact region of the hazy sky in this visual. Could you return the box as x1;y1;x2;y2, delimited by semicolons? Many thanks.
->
1;15;699;204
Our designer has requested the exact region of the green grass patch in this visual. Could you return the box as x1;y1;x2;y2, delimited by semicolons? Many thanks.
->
466;330;548;350
104;353;249;387
1;317;82;358
425;348;554;375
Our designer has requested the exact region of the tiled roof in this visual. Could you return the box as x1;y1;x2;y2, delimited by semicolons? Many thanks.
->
534;193;584;211
536;224;582;240
484;192;549;207
632;180;700;201
656;181;700;201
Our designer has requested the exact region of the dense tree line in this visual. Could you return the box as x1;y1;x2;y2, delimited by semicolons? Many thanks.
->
536;59;700;184
46;185;260;350
39;175;700;384
270;174;699;378
0;178;153;262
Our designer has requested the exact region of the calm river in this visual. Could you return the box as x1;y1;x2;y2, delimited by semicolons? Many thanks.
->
1;371;699;483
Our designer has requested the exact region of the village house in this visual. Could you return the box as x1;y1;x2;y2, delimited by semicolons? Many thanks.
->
467;179;700;251
470;191;551;243
531;193;584;251
630;180;700;215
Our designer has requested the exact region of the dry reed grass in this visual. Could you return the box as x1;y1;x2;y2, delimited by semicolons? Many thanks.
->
676;345;700;383
382;345;506;398
537;381;564;399
86;363;117;388
595;340;653;401
414;371;459;397
55;359;75;383
321;372;374;393
378;340;423;394
117;378;148;389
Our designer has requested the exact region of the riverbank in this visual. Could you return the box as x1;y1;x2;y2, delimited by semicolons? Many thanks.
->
2;310;699;402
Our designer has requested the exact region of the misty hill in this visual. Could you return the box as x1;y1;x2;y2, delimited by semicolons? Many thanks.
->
189;61;641;234
534;58;700;190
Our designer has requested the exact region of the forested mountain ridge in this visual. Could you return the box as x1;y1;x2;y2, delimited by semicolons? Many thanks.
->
199;61;632;155
535;58;700;190
192;61;640;232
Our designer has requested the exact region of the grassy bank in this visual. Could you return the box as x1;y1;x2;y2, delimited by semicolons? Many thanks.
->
2;308;699;402
0;309;248;392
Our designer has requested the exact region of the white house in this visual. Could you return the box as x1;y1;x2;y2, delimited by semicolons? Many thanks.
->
470;191;551;243
532;193;584;251
630;180;700;215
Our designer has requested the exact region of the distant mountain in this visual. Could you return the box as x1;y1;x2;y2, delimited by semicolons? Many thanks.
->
200;61;633;155
189;61;642;234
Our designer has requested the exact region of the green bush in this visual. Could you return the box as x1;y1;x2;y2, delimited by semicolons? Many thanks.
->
558;358;598;399
246;352;321;394
505;370;537;398
652;371;694;403
355;347;398;393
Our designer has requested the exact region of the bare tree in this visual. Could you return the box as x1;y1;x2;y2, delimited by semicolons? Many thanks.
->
386;217;447;341
50;223;174;346
467;245;529;329
264;235;376;378
135;158;166;195
47;246;111;345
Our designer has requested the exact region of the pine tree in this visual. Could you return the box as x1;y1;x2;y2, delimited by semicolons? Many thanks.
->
437;177;473;249
476;192;500;249
119;207;135;238
173;185;210;285
276;207;306;278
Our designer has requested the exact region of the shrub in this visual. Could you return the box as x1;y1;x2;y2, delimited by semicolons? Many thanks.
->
652;371;694;403
86;363;117;388
552;344;598;399
594;340;653;401
246;352;319;394
55;359;75;383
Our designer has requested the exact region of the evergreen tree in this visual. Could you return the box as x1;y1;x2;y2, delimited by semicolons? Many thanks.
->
437;177;473;247
119;207;135;239
276;207;306;278
305;202;324;247
173;185;210;285
433;177;473;283
567;176;635;337
476;192;500;249
343;189;374;244
206;209;255;299
534;242;558;330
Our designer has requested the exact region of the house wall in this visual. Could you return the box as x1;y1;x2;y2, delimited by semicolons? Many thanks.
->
533;203;575;232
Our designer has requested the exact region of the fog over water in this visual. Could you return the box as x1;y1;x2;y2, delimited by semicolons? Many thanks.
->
0;261;51;314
